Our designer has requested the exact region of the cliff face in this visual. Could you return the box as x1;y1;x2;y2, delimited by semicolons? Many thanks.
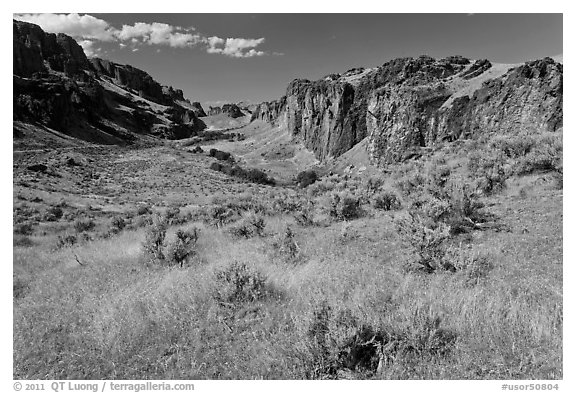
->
13;20;90;77
366;57;563;165
90;57;187;106
13;19;205;144
250;98;286;123
208;104;245;118
255;55;562;166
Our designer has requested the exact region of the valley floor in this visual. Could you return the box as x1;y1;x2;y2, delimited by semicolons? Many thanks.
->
12;131;562;380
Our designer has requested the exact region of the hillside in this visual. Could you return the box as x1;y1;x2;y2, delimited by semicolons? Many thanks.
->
13;20;207;147
252;55;562;168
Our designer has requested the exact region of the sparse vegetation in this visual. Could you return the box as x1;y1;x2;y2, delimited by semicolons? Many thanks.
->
296;170;319;188
12;127;563;380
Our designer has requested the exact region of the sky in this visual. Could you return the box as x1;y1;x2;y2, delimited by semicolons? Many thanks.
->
13;13;563;107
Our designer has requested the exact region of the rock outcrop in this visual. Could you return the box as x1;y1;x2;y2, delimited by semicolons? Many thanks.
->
13;19;205;144
190;102;207;117
250;98;286;123
366;57;563;165
254;55;563;166
13;20;90;77
208;104;244;118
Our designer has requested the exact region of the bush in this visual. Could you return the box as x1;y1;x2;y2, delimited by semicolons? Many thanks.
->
514;132;562;175
74;218;95;233
445;246;494;285
209;148;233;162
142;216;167;262
416;184;487;235
372;191;401;211
468;149;510;194
205;205;235;228
111;216;126;232
213;261;267;305
395;212;453;273
294;203;316;226
136;204;152;215
43;206;63;222
296;170;319;188
14;222;34;235
328;192;362;221
209;162;276;185
228;214;266;239
272;226;301;262
56;234;77;249
165;227;200;267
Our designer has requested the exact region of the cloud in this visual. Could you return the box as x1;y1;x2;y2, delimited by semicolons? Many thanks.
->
15;13;116;41
14;13;271;58
207;37;266;58
78;40;96;57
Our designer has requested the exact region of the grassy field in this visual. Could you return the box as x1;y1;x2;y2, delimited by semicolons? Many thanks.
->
12;125;562;379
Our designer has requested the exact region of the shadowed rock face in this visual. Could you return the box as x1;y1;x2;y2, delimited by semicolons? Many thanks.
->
13;19;205;144
254;55;563;166
13;20;90;77
208;104;245;118
250;98;286;123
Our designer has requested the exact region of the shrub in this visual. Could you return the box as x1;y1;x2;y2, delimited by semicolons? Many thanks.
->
415;184;487;235
296;170;319;188
56;234;78;249
209;162;276;185
43;206;63;222
133;215;153;228
243;168;276;185
142;216;167;262
205;205;235;228
490;134;535;159
328;192;362;221
165;227;201;267
272;226;301;262
74;218;95;233
213;261;267;305
247;213;266;236
395;212;452;273
209;148;233;161
163;206;183;224
136;204;152;215
395;171;427;197
365;176;386;195
514;132;562;175
372;191;401;211
294;203;315;226
111;216;126;232
13;236;34;247
468;149;510;194
445;246;494;285
14;222;34;235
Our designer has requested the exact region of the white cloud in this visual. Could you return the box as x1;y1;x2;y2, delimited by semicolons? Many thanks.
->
78;40;95;57
207;37;266;58
14;13;271;58
15;13;116;41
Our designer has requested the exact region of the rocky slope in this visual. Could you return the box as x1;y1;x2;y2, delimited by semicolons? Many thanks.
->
254;55;563;166
13;19;206;146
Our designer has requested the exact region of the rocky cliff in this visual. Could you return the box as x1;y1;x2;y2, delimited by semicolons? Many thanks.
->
254;55;563;166
13;19;205;145
208;104;245;118
250;98;286;123
13;20;90;78
366;57;563;165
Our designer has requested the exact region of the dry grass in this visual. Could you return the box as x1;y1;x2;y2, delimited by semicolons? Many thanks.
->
13;138;562;380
